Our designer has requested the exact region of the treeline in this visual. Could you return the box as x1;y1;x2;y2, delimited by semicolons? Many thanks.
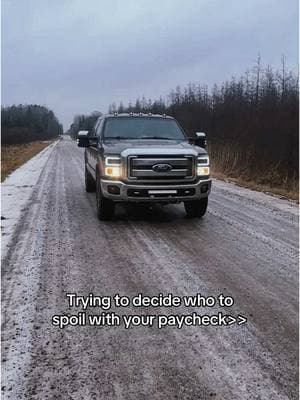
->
1;104;63;145
109;57;299;192
68;111;102;139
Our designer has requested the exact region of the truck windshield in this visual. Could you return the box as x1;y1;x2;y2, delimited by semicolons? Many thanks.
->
103;117;186;140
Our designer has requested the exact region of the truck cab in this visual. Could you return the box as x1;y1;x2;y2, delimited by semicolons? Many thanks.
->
78;113;211;220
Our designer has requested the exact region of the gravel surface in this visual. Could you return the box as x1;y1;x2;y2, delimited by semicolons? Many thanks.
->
1;137;298;399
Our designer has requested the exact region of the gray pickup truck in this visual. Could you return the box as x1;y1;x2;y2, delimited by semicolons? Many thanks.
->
78;113;211;220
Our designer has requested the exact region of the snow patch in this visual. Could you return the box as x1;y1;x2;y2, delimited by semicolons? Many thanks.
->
1;142;57;258
212;178;298;216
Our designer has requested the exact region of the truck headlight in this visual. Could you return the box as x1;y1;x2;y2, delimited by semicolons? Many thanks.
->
197;156;210;176
104;156;121;178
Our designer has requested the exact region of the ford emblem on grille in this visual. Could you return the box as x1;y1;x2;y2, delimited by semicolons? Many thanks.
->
152;163;173;172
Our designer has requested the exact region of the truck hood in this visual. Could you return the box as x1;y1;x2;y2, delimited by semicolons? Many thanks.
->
102;140;207;155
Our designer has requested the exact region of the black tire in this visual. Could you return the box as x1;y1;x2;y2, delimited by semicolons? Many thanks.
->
184;197;208;218
85;165;96;192
96;178;115;220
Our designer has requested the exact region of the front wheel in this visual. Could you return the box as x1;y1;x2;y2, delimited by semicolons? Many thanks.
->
96;178;115;220
184;197;208;218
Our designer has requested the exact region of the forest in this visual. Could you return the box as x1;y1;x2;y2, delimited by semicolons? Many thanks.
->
1;104;63;145
106;57;299;194
68;111;102;139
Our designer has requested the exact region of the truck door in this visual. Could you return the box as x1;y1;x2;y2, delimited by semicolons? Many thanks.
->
88;118;103;177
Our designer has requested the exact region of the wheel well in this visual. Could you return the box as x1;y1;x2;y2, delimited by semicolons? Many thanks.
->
96;165;100;180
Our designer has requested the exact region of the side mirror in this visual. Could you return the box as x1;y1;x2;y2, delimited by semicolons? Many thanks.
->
195;132;207;148
77;130;90;147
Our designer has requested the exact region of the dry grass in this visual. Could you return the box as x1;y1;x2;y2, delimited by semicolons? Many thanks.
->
1;141;52;182
212;171;299;202
210;145;299;202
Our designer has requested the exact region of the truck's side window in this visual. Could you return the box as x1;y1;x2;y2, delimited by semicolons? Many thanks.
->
91;119;100;137
96;119;104;138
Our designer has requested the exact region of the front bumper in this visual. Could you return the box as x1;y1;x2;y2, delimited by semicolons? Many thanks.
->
100;179;211;202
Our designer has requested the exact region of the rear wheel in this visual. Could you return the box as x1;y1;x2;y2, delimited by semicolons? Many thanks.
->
96;178;115;220
85;165;96;192
184;197;208;218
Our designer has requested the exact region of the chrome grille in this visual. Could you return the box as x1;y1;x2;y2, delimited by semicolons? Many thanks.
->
128;155;194;182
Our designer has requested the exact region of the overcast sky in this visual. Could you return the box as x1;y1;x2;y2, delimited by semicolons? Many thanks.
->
2;0;298;129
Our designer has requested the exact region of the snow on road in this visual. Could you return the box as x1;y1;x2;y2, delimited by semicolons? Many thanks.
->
2;139;296;260
1;138;298;399
1;141;58;258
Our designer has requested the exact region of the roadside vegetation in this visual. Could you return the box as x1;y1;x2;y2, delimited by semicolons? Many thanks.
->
1;104;62;180
102;57;298;200
1;141;53;181
68;111;102;139
1;104;63;145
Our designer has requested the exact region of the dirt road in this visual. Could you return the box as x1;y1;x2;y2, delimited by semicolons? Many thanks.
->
1;138;298;399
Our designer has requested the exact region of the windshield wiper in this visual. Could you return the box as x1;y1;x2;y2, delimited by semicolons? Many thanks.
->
105;136;182;140
105;136;130;140
140;136;179;140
